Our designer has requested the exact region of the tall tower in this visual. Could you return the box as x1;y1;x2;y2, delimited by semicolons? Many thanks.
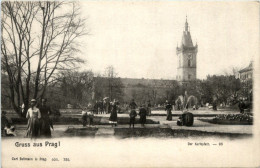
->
176;16;198;83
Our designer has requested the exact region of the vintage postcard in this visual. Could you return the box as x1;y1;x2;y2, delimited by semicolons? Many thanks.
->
1;1;260;167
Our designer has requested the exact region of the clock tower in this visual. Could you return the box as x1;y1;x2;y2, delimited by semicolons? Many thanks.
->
176;16;198;83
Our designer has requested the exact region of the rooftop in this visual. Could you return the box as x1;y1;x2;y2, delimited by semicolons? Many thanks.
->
239;61;253;73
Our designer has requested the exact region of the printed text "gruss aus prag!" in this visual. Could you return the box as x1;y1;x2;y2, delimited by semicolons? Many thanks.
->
15;141;61;148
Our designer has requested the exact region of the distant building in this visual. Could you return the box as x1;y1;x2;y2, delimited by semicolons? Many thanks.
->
176;16;198;83
238;61;253;100
239;61;253;82
92;77;178;104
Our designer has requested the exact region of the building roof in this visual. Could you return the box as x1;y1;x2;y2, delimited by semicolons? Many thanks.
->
181;17;194;47
239;61;253;73
182;31;193;47
94;77;177;88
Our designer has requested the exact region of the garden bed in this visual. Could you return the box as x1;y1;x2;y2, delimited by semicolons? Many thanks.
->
199;113;253;125
64;127;98;137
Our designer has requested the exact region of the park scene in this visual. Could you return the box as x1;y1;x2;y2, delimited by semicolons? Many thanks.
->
1;1;255;139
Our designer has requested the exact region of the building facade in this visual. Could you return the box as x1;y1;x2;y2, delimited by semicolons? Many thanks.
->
238;61;253;100
239;61;253;82
176;17;198;83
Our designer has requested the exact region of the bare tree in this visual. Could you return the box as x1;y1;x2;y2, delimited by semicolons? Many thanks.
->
58;70;94;107
103;66;124;101
222;66;242;77
1;1;87;116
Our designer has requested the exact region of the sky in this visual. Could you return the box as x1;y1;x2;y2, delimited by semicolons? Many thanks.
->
77;1;258;79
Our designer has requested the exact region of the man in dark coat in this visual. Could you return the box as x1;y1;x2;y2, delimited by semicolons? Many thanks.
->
99;100;104;114
238;99;245;113
212;100;217;111
165;100;172;121
139;105;147;127
39;98;53;138
129;109;137;128
129;99;138;110
82;108;88;127
103;99;109;114
147;100;152;116
94;101;99;114
129;99;138;128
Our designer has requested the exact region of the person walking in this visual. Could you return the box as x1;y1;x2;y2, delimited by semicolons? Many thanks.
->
39;98;53;138
129;109;137;128
26;99;41;139
147;100;152;116
129;99;138;128
139;105;147;127
87;110;94;126
165;100;172;121
87;103;95;126
109;100;118;127
129;99;137;110
94;101;99;114
103;98;110;114
99;100;104;114
238;99;245;113
82;108;88;127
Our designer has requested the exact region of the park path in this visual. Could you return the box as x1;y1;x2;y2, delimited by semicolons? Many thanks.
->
8;117;252;139
3;108;252;138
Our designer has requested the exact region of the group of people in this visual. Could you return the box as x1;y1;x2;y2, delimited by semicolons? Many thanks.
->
25;98;53;139
81;99;119;127
92;98;153;115
81;99;152;128
93;99;111;114
82;98;178;128
129;101;148;128
109;99;153;128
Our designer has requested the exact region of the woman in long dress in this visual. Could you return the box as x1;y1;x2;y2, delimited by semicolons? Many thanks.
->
26;99;41;139
109;100;118;127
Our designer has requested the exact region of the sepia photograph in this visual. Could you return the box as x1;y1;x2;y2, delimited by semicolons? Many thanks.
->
1;1;260;167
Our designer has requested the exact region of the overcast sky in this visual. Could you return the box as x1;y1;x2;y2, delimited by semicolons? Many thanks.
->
78;1;258;79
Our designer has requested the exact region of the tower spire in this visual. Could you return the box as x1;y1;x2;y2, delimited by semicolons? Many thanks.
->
177;16;198;83
185;15;189;31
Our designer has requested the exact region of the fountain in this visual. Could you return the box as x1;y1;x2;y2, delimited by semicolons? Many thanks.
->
186;95;198;109
175;92;198;111
174;91;197;126
175;95;184;110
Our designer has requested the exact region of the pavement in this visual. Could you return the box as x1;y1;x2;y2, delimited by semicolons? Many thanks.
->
59;107;241;118
7;112;252;139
